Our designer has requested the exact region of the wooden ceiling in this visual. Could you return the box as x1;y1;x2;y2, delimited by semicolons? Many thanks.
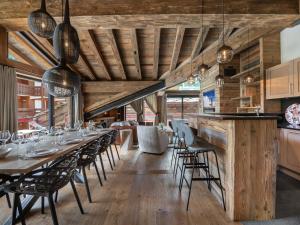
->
1;0;300;114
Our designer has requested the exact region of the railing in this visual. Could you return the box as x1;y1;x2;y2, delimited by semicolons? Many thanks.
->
17;83;48;96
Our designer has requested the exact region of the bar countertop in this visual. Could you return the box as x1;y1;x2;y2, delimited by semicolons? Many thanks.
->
186;113;282;120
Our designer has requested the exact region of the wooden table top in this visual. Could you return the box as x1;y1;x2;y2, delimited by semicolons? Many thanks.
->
0;130;110;175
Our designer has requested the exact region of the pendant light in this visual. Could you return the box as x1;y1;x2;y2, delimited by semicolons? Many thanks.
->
243;7;254;84
53;0;80;64
187;61;196;84
217;0;234;64
199;0;209;76
42;59;81;97
215;74;225;87
28;0;56;38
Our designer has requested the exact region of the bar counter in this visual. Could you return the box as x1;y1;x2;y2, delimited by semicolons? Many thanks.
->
186;113;279;221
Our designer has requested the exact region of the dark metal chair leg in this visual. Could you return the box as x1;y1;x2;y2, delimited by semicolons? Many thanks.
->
70;179;84;214
99;153;107;180
41;196;45;214
54;191;58;203
106;150;114;171
170;136;178;167
114;144;120;160
16;194;26;225
109;145;116;166
93;161;103;186
48;193;59;225
186;153;196;211
11;194;19;225
82;167;92;203
179;153;188;191
5;193;11;208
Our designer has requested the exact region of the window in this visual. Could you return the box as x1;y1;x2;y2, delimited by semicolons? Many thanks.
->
144;101;155;124
166;96;199;124
125;104;137;121
16;78;68;131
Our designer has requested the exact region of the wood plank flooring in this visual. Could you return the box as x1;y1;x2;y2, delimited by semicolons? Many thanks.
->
0;147;240;225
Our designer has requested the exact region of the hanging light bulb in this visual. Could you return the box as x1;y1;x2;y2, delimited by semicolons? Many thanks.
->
53;0;80;64
28;0;56;38
216;0;234;64
42;60;81;97
188;75;195;84
199;63;209;76
215;74;225;88
244;74;254;84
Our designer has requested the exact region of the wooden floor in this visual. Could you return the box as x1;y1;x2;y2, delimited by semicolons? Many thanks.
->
0;147;240;225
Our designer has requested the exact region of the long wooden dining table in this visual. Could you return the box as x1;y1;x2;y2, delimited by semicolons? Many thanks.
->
0;129;111;225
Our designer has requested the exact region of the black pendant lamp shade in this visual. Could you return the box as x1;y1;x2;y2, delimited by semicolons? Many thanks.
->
42;62;81;97
28;0;56;38
53;0;80;64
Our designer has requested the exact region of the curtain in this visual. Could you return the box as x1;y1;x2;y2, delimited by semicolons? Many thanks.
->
145;94;159;125
0;66;17;133
130;99;144;122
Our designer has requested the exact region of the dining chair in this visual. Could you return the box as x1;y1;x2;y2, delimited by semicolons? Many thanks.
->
0;174;16;208
5;151;84;225
109;129;120;161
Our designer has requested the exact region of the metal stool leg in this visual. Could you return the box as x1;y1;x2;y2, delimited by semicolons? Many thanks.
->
186;153;197;211
213;150;226;211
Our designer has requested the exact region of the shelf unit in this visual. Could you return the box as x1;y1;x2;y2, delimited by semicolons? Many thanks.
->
230;64;261;79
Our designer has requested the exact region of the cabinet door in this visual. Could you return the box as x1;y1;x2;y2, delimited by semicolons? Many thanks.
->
266;61;293;99
285;129;300;173
293;58;300;96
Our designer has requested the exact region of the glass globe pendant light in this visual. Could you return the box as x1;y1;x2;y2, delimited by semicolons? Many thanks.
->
187;61;196;84
42;59;81;97
53;0;80;64
216;0;234;64
28;0;57;38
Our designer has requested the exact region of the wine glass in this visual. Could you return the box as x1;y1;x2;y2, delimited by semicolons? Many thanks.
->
11;133;24;159
0;130;11;146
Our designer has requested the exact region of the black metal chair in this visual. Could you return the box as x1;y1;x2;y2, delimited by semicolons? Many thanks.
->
178;124;225;211
0;174;15;208
98;133;114;172
77;140;103;203
5;151;83;225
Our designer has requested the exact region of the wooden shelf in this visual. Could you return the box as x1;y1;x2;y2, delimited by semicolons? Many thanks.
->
231;96;252;101
243;81;260;86
230;64;261;79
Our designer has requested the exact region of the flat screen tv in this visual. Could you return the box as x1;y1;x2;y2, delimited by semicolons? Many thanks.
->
203;89;216;112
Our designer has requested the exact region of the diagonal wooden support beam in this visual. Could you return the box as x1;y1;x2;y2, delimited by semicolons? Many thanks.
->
169;27;185;72
191;27;209;59
86;29;111;80
130;29;142;80
105;29;127;80
79;50;97;80
153;28;161;80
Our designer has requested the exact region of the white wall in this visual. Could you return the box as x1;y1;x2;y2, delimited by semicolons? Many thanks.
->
281;24;300;63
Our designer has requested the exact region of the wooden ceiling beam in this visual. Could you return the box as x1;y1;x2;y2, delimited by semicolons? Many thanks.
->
86;30;111;80
191;27;210;60
169;27;185;71
162;27;280;88
130;29;142;80
6;59;44;78
218;26;234;44
2;14;299;31
0;0;298;19
153;28;161;79
82;81;160;93
9;44;40;67
105;29;127;80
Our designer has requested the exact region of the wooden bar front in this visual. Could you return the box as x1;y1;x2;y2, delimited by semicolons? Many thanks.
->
186;114;278;221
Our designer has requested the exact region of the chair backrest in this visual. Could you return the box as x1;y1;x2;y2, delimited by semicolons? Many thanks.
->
97;134;111;153
176;120;186;139
182;124;195;146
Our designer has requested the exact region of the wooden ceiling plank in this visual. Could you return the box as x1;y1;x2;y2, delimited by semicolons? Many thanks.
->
153;28;161;80
130;29;142;80
105;29;127;80
9;44;40;67
79;51;97;81
218;26;235;44
191;27;209;59
6;59;44;78
86;29;112;80
169;27;185;71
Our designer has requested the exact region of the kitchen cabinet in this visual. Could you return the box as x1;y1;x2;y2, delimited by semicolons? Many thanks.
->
266;61;293;99
293;58;300;96
279;128;300;174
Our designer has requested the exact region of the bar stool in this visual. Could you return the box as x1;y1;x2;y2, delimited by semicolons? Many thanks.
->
179;124;225;211
173;120;187;177
77;140;103;203
5;151;83;225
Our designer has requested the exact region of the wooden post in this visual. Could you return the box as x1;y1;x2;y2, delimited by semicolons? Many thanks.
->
70;96;75;128
0;26;8;64
48;94;55;129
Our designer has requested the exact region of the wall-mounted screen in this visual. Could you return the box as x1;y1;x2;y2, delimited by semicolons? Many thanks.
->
203;89;216;112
